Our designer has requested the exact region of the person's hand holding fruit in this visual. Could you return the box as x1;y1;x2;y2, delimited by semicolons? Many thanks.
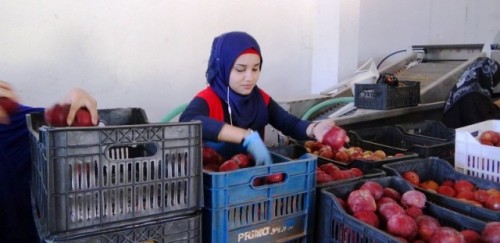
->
308;119;350;150
45;88;99;127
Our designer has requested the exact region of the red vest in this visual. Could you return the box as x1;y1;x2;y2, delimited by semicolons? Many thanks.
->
196;87;270;122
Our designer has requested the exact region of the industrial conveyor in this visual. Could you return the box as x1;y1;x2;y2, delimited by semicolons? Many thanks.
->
266;44;485;145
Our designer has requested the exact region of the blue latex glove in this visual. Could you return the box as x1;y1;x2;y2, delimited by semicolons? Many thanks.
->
242;131;272;166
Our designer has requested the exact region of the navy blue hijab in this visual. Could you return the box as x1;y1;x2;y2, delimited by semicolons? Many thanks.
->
205;31;268;129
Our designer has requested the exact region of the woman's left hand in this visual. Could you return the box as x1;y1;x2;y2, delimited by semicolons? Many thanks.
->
61;88;99;126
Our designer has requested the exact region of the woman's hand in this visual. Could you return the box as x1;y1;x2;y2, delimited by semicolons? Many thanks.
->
0;80;19;124
309;119;350;144
61;88;99;126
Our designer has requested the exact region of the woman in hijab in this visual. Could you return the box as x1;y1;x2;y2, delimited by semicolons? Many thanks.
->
180;31;336;165
442;57;500;128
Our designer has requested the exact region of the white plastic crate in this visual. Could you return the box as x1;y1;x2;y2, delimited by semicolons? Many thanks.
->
455;119;500;183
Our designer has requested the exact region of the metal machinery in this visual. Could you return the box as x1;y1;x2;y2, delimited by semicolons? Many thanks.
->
265;44;485;145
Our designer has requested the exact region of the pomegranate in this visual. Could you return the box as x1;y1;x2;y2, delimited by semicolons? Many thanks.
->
322;126;348;151
430;227;465;243
479;130;499;146
347;189;377;213
353;210;380;228
453;179;476;193
485;194;500;211
481;222;500;243
378;202;405;220
360;181;384;200
386;214;418;239
231;153;251;168
73;108;94;126
460;229;480;243
383;187;402;201
218;159;239;172
402;171;420;186
401;190;426;209
45;104;70;127
416;215;441;241
202;147;220;165
265;173;285;184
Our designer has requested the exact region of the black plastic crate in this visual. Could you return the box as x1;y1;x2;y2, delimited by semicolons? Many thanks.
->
395;120;455;142
383;157;500;222
322;150;419;170
348;125;455;163
319;176;487;243
354;81;420;110
28;108;203;238
40;212;202;243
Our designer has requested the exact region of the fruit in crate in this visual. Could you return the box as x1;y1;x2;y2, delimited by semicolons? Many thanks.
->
479;130;500;147
45;104;70;127
202;147;221;166
45;104;96;127
429;227;465;243
461;229;480;243
73;108;93;126
481;222;500;243
231;153;252;168
265;173;285;184
0;97;19;114
339;180;500;242
218;159;239;172
304;140;408;163
402;171;420;186
410;174;500;211
315;162;364;184
416;215;441;241
347;189;377;213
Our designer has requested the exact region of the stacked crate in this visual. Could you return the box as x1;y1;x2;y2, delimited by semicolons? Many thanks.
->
28;108;203;242
202;152;317;242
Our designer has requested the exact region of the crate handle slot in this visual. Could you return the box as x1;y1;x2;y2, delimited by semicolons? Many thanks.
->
106;143;158;160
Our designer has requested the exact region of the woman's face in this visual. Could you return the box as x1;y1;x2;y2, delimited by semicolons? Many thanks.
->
229;53;261;95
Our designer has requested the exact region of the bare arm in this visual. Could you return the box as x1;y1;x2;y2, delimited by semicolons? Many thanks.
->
217;124;251;144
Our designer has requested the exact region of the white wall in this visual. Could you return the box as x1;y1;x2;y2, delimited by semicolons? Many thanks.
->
1;1;499;121
0;1;314;121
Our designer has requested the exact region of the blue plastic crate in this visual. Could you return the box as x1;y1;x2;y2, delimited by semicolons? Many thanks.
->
383;157;500;222
203;152;316;243
319;176;487;243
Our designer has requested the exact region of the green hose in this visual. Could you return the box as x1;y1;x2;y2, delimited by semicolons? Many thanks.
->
301;97;354;120
160;103;188;123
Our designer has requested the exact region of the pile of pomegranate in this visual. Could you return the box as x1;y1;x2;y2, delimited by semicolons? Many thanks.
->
316;163;364;184
336;180;500;242
202;147;285;184
305;140;405;163
402;171;500;211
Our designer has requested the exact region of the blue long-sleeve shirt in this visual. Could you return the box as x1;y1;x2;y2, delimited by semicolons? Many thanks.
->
0;105;43;242
179;94;311;158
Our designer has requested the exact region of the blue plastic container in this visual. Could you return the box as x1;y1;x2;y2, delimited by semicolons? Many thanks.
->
203;152;316;243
